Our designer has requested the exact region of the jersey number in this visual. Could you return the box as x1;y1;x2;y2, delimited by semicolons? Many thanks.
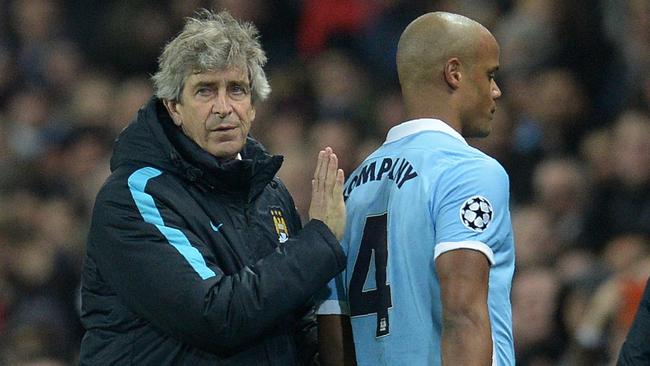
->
349;213;392;337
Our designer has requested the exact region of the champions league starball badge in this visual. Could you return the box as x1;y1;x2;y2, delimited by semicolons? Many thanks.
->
460;196;493;232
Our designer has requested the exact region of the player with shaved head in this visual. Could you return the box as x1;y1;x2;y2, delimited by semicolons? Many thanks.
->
317;12;514;366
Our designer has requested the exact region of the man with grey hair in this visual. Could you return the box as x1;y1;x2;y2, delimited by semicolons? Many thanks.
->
79;10;346;365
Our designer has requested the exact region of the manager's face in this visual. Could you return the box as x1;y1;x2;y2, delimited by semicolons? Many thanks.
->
165;67;255;160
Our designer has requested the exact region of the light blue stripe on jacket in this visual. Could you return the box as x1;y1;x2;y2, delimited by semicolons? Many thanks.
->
128;167;216;280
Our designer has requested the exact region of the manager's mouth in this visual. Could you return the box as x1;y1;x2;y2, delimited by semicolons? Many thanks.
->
212;124;238;132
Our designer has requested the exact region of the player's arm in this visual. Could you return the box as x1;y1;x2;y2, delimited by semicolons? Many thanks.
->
318;314;357;366
436;248;492;366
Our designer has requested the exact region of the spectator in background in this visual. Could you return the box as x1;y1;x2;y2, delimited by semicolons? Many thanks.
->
42;40;84;104
211;0;301;67
512;205;557;269
494;0;559;76
308;50;373;125
308;120;360;175
109;77;153;134
370;89;408;138
524;69;588;155
552;1;615;126
10;0;67;87
506;68;589;204
571;234;650;364
532;158;590;249
297;0;381;57
98;2;173;75
260;110;313;219
0;212;80;365
602;0;650;119
6;89;53;160
580;127;616;184
66;71;115;128
358;0;427;89
583;110;650;251
512;267;561;365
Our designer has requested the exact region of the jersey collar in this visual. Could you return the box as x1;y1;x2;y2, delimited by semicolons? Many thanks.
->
384;118;468;146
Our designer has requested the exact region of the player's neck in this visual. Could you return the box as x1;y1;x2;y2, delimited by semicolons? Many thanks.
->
404;109;461;135
402;90;461;134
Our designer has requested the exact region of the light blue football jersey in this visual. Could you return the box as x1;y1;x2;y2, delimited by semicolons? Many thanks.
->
317;118;515;366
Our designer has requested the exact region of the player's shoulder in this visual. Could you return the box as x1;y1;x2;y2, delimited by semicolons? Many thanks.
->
439;144;509;185
462;146;506;174
435;133;495;163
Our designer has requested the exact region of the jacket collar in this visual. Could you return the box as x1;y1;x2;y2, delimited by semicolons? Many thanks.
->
112;97;282;201
384;118;468;145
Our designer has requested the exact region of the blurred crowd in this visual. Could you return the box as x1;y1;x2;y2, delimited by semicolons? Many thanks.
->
0;0;648;365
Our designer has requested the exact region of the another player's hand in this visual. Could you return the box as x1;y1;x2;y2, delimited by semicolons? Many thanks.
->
308;147;346;240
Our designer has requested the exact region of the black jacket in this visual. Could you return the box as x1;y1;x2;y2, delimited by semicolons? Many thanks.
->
618;277;650;365
79;98;346;365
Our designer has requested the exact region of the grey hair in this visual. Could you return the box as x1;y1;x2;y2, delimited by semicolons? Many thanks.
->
152;9;271;104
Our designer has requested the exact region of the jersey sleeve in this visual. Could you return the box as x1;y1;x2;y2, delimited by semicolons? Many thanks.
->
431;157;512;265
315;273;350;315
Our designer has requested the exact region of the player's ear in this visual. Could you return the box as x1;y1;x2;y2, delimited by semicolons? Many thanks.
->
443;58;462;90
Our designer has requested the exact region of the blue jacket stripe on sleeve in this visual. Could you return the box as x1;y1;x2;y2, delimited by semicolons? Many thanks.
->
127;167;217;280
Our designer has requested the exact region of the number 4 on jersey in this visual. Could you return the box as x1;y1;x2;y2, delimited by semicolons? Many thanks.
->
349;213;392;337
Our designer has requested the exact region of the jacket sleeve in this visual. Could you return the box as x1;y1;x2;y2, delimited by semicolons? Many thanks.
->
277;178;321;365
88;178;346;355
294;301;319;365
618;278;650;365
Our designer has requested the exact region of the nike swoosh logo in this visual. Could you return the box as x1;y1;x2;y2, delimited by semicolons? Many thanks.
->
210;221;223;232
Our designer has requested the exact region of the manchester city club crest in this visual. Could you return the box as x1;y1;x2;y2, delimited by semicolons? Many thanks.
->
459;195;493;232
270;208;289;243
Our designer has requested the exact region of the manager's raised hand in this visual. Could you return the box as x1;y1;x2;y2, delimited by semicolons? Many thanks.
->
309;147;346;240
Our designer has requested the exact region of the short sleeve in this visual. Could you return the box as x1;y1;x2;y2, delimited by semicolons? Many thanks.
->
315;273;350;315
431;157;511;265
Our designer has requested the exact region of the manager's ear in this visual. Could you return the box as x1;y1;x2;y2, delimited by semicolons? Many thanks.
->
443;58;462;90
163;99;183;127
248;106;256;122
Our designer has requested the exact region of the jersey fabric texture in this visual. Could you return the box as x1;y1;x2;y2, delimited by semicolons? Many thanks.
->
79;98;346;365
317;118;515;366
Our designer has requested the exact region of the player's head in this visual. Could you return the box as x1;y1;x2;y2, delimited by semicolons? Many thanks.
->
397;12;501;138
152;9;270;105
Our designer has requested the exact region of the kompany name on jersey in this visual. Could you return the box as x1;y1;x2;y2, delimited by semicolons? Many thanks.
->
344;157;418;200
